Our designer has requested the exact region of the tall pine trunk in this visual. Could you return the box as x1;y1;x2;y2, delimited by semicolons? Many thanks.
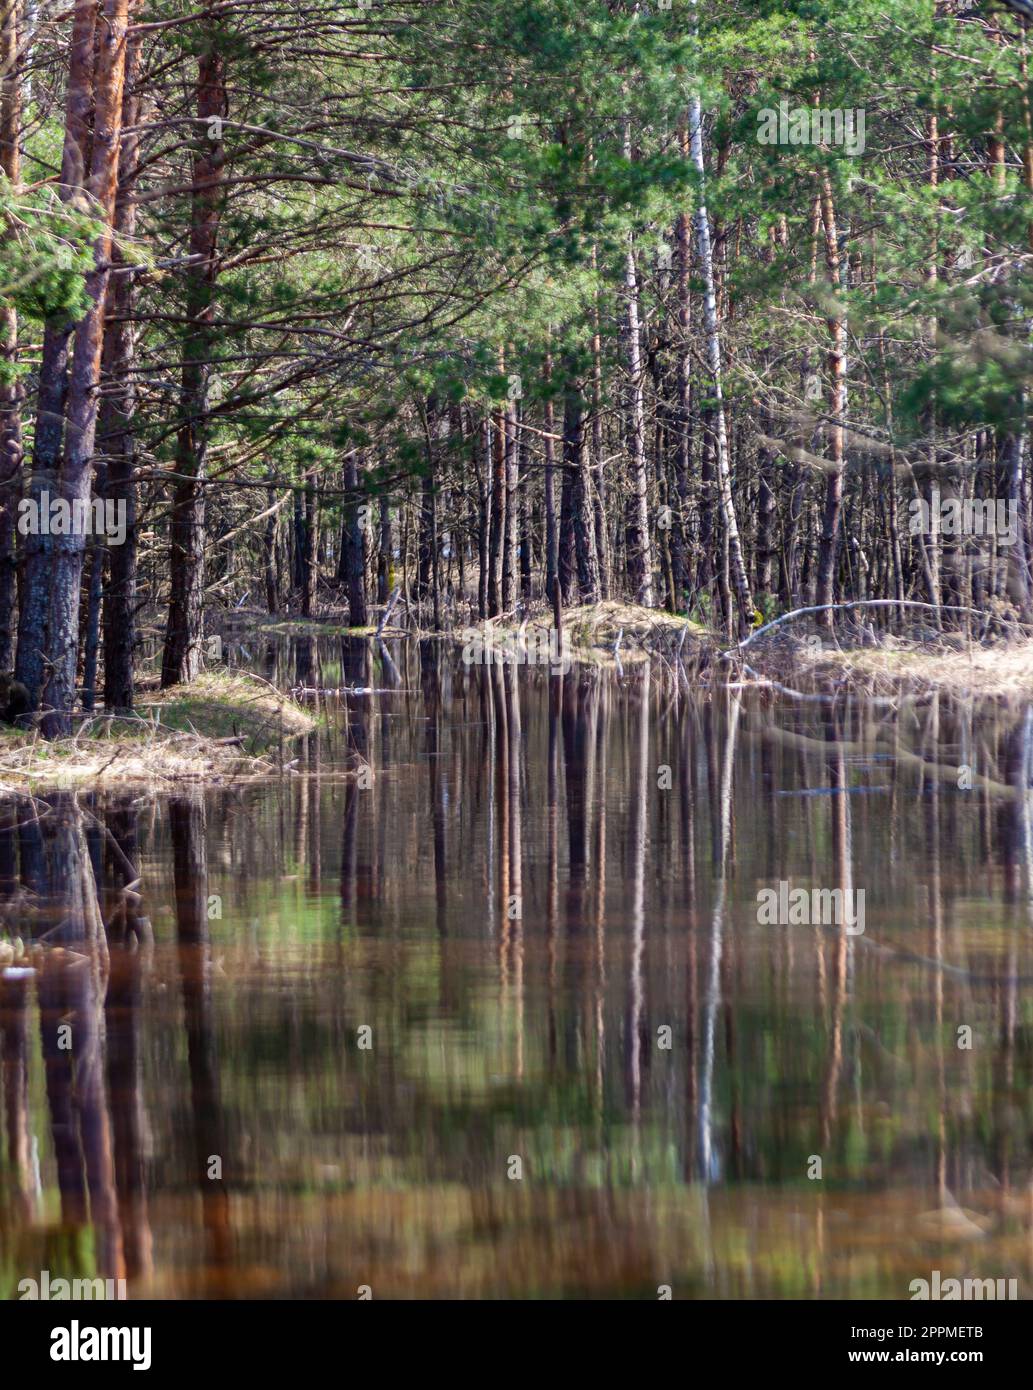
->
501;396;518;611
101;25;142;712
487;404;505;616
343;453;367;627
814;173;847;628
686;1;753;635
670;180;693;612
15;0;97;711
42;0;132;735
161;11;225;687
543;353;561;633
623;229;654;606
0;0;23;670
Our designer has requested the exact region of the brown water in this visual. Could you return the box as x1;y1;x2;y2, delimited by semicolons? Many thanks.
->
3;638;1033;1300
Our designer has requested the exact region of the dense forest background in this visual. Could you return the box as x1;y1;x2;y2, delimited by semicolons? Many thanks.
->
3;0;1033;733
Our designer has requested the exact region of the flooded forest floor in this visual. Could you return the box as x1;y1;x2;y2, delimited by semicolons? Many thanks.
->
5;599;1033;792
0;672;317;790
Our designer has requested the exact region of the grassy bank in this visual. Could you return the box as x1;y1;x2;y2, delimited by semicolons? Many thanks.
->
0;672;317;790
729;602;1033;699
783;637;1033;699
449;600;709;668
215;602;399;640
214;598;1033;699
462;599;1033;698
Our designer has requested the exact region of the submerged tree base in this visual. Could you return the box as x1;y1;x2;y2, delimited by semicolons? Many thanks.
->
0;671;317;788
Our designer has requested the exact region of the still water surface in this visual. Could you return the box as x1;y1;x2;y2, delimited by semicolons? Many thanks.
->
3;638;1033;1299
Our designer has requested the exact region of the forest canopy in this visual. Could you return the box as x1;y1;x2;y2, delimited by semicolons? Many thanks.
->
1;0;1032;731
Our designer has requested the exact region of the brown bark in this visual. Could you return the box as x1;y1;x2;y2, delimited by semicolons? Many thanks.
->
487;402;505;616
0;0;23;670
15;0;97;711
101;24;142;711
502;396;518;610
343;452;368;626
161;11;226;687
43;0;133;735
686;75;753;634
543;353;561;635
814;173;847;627
623;233;654;606
670;168;693;610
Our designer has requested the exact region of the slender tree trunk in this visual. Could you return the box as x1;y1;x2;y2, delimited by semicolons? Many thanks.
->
1005;420;1032;617
1003;38;1033;620
161;9;225;687
543;355;562;634
623;227;654;606
418;446;434;601
101;25;142;712
80;541;103;710
670;179;692;611
343;452;367;627
300;476;316;618
561;367;598;603
42;0;133;735
291;488;304;597
487;403;505;616
475;417;489;618
814;173;847;629
15;0;97;711
574;438;600;603
0;0;23;671
416;402;441;628
686;43;753;635
518;407;532;599
590;248;609;598
502;395;518;610
755;438;776;606
378;491;393;607
263;482;277;613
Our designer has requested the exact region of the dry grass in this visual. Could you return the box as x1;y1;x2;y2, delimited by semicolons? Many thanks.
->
742;624;1033;699
457;600;709;668
563;600;707;658
0;671;317;790
139;670;316;741
214;602;396;639
802;639;1033;697
258;618;380;638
